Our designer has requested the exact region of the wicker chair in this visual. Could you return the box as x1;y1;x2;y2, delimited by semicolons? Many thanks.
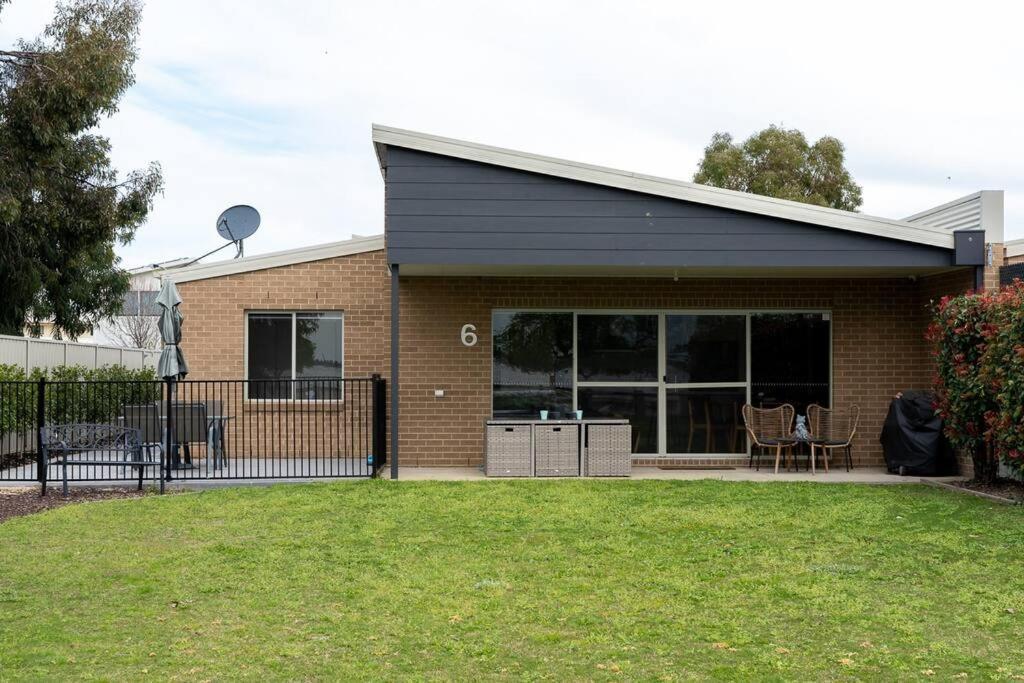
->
741;404;796;473
807;404;860;472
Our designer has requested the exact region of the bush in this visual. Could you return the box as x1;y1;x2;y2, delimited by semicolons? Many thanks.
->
927;291;999;481
1;364;160;433
928;280;1024;482
979;282;1024;473
0;364;33;439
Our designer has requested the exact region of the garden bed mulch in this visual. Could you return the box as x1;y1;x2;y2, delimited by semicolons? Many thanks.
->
0;486;152;524
923;478;1024;504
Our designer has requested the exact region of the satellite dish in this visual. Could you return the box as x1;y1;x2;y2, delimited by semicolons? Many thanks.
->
216;205;260;242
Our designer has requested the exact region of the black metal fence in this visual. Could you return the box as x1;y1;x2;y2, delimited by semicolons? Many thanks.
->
1000;263;1024;287
0;376;387;488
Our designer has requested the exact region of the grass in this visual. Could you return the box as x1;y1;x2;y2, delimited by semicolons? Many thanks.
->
1;481;1024;680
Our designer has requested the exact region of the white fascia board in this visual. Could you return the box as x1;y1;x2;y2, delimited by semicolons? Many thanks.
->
372;124;955;250
170;234;385;283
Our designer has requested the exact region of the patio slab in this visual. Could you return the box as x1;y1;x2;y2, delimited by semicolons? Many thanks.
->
396;465;964;484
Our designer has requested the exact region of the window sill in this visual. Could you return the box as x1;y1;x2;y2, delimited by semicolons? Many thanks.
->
242;400;345;413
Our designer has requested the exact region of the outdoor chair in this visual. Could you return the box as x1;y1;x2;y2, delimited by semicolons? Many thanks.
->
171;403;209;467
121;404;164;469
200;399;229;468
741;403;796;473
807;404;860;472
688;398;712;453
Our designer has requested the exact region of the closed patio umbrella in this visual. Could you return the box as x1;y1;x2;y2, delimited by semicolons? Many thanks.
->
156;279;188;381
156;279;189;469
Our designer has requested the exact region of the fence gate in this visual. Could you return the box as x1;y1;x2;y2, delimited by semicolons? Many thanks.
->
0;376;387;487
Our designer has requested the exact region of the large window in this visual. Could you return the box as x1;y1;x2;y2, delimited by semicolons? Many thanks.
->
751;313;830;416
492;312;573;418
491;310;831;457
247;312;343;399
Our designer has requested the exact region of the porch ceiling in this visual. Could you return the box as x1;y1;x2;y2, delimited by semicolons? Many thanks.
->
396;263;972;278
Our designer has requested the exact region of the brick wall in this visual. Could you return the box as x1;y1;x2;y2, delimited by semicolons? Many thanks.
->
177;250;390;379
176;248;978;470
398;272;976;468
175;251;391;462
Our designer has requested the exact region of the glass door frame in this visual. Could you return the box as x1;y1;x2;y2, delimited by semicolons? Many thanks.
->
490;308;833;458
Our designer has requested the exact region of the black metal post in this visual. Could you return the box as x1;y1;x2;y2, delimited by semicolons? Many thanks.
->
35;377;45;485
164;378;174;481
975;265;985;292
371;374;386;476
390;264;400;480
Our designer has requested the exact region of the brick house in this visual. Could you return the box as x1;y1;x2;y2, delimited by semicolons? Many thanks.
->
171;126;1006;475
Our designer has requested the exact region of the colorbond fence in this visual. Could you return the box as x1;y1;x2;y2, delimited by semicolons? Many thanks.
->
0;334;159;373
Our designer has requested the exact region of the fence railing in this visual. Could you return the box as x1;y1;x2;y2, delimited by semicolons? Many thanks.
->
0;333;159;373
0;376;387;486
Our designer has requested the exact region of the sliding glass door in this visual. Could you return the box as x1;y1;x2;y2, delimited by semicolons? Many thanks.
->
663;315;747;455
490;309;831;457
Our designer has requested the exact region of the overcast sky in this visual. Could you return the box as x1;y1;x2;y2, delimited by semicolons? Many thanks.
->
2;0;1022;267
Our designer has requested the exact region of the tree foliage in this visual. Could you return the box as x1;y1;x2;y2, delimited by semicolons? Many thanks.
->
0;0;162;338
693;125;863;212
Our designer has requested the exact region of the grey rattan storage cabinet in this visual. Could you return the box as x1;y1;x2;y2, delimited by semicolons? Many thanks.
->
534;424;580;477
585;423;632;476
485;424;533;476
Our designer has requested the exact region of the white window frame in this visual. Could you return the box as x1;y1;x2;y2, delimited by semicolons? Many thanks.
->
491;308;832;459
244;310;345;401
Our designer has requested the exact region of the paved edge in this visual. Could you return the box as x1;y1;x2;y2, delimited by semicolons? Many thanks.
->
919;478;1020;505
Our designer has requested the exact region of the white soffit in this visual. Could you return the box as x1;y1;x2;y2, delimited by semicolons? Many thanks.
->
372;124;956;250
170;234;384;283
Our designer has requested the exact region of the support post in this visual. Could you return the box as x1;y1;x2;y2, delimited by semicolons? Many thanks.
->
164;378;174;482
974;265;985;292
390;264;400;480
371;373;386;476
35;377;45;485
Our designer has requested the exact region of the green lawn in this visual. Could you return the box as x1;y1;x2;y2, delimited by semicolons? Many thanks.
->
1;481;1023;680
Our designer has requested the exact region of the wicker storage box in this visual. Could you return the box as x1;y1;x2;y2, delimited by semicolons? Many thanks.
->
485;424;533;477
534;424;580;477
585;424;632;476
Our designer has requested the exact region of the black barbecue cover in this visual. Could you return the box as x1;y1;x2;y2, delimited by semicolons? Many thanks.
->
880;391;956;476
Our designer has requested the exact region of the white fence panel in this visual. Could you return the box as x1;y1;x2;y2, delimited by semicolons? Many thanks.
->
65;344;97;367
0;334;158;374
121;351;144;369
27;340;66;372
0;337;29;367
95;347;122;367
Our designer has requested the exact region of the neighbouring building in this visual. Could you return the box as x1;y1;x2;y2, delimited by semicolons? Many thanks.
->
32;257;191;348
170;126;1008;473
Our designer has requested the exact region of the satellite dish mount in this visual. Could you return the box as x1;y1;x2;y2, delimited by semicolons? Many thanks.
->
183;205;262;267
216;205;261;259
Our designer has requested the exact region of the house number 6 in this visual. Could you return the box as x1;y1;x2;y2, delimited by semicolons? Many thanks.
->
460;324;478;347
